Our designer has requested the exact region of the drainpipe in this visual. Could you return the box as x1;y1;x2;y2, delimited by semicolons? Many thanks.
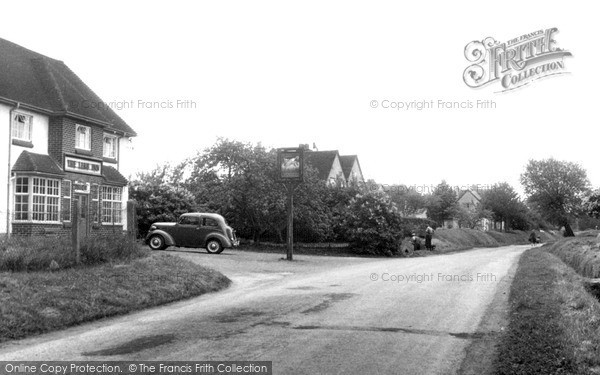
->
6;102;20;238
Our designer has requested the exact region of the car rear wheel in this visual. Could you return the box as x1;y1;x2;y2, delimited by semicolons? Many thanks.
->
206;239;223;254
149;234;167;250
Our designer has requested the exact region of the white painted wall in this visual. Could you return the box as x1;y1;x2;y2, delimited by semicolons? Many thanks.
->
0;103;10;234
117;135;136;180
349;161;364;183
327;155;345;184
0;103;50;234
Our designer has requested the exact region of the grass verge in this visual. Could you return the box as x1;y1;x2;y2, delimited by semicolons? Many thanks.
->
493;247;600;374
432;228;557;252
0;253;231;342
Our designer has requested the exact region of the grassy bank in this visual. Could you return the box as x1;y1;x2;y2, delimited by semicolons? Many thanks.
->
493;247;600;374
396;228;558;256
0;253;231;342
544;234;600;278
431;228;557;252
237;229;559;257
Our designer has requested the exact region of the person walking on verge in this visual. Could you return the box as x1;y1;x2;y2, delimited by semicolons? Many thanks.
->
425;225;434;250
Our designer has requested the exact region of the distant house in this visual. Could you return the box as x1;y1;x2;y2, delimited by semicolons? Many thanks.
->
0;38;136;236
442;189;493;230
457;189;482;210
303;148;364;186
339;155;364;187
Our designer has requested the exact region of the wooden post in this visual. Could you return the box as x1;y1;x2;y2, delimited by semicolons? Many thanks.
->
286;183;294;261
72;200;81;264
127;200;137;240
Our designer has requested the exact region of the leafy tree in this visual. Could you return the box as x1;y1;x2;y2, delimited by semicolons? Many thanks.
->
520;158;591;237
585;189;600;219
184;138;335;243
425;181;458;225
185;139;284;241
480;182;531;230
455;204;493;229
387;185;427;217
129;167;197;237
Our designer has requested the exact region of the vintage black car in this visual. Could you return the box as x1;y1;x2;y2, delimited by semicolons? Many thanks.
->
146;213;239;253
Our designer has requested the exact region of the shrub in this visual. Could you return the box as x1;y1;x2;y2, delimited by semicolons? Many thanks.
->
341;192;403;256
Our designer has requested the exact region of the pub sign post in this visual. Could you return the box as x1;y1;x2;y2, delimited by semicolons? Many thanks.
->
277;147;305;260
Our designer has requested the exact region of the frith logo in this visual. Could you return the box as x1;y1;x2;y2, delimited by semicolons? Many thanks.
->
463;28;572;92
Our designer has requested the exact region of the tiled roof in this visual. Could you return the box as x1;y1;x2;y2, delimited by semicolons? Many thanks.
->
12;151;64;176
304;150;339;180
339;155;358;180
458;189;482;202
0;38;136;136
103;165;128;186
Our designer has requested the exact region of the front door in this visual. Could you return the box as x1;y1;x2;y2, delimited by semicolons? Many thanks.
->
74;194;90;237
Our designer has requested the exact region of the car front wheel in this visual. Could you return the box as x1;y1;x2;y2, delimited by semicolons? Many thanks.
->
206;239;223;254
149;234;167;250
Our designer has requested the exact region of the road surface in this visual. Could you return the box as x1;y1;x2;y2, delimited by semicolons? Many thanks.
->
0;245;527;374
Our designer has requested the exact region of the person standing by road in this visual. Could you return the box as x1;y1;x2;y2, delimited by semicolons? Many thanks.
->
425;225;435;251
411;233;421;251
529;230;537;246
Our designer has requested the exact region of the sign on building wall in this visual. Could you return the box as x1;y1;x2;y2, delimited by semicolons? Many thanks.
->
73;181;90;194
277;148;304;182
64;156;102;176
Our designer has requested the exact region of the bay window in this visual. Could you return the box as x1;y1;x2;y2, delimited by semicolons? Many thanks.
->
13;177;61;222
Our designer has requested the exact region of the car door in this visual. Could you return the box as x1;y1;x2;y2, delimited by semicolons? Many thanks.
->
178;216;203;247
197;216;220;246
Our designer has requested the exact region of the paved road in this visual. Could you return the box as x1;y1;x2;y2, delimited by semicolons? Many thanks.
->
0;245;527;374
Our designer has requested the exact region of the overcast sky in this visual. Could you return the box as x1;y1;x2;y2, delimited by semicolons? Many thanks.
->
2;1;597;195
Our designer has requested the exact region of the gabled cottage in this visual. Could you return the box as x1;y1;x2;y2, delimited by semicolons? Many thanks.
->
457;189;482;210
304;149;365;187
0;38;136;236
339;155;364;186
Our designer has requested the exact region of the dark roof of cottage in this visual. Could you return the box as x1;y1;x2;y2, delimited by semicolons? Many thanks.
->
12;151;64;176
103;165;128;186
304;150;339;180
339;155;361;180
0;38;136;136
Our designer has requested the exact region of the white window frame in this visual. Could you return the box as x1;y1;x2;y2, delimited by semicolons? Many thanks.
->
14;177;30;221
92;183;99;223
75;124;91;150
11;113;33;142
101;186;122;225
103;134;118;159
13;177;61;223
63;180;72;222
